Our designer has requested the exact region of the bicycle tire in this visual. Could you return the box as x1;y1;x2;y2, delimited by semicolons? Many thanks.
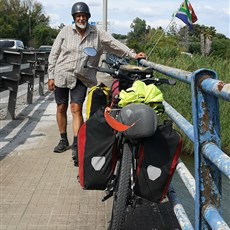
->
109;142;132;230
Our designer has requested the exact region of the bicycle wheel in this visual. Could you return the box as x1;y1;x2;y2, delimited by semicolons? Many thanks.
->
110;142;132;230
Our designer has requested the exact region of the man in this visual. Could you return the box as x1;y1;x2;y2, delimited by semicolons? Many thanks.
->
48;2;146;166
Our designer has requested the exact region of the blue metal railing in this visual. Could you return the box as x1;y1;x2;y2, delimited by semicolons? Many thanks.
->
140;59;230;230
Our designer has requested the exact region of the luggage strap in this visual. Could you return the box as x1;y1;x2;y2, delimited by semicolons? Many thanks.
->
104;107;139;132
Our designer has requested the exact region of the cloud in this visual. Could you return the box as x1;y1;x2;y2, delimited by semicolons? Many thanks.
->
38;0;230;37
48;13;61;28
109;20;131;34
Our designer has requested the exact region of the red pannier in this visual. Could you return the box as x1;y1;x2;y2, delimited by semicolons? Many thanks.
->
110;79;120;106
134;120;182;203
78;107;117;190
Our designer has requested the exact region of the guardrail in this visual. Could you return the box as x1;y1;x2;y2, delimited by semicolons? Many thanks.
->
0;49;49;119
140;59;230;230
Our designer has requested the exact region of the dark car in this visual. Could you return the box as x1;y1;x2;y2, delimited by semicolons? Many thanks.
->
38;45;52;53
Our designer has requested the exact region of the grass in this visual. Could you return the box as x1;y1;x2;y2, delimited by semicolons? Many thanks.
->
148;53;230;155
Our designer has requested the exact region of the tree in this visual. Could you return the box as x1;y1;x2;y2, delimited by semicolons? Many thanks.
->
176;24;222;55
32;24;56;47
126;17;149;52
0;0;57;47
177;26;190;51
167;22;178;36
112;33;127;40
211;37;230;59
198;25;216;56
0;0;21;38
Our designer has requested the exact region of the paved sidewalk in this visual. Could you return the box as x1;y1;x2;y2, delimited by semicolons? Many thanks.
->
0;74;182;230
0;90;112;230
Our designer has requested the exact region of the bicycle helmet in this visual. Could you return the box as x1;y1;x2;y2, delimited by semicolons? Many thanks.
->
117;103;158;139
71;2;91;18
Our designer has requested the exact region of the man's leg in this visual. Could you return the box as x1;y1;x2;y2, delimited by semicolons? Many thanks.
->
70;80;87;166
56;103;68;134
53;87;71;153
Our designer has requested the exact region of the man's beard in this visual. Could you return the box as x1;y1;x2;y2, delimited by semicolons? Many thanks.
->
76;22;87;30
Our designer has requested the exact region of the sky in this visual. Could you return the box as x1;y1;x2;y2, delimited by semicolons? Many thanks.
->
38;0;230;38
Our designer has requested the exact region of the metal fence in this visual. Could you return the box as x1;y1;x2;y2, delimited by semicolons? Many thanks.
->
140;59;230;230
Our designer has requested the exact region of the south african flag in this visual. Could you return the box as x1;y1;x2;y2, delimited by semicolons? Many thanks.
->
175;0;198;30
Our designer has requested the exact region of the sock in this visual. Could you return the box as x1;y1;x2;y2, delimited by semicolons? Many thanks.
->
73;136;78;146
61;133;68;141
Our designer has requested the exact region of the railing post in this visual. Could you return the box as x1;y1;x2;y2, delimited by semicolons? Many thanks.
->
191;69;221;230
35;52;47;96
5;80;19;119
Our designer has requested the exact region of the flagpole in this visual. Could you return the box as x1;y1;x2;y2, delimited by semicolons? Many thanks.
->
147;5;182;59
147;17;174;59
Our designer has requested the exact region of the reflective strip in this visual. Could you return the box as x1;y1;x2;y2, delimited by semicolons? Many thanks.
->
91;156;105;171
147;165;162;181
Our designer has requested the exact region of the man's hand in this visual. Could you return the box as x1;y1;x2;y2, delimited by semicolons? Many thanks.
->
48;79;55;91
135;52;147;60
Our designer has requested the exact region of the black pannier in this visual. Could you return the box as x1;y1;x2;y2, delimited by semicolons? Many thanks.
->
78;107;117;190
134;120;182;203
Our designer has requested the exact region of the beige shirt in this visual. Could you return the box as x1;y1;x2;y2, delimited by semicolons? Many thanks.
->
48;24;137;89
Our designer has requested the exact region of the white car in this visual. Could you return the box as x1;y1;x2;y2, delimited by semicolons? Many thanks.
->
0;39;24;50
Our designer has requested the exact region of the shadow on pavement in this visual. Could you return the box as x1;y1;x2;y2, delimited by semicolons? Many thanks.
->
0;91;54;160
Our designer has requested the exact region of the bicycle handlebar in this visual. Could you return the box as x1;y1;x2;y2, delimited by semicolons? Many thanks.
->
85;61;176;86
102;59;122;70
85;64;117;75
